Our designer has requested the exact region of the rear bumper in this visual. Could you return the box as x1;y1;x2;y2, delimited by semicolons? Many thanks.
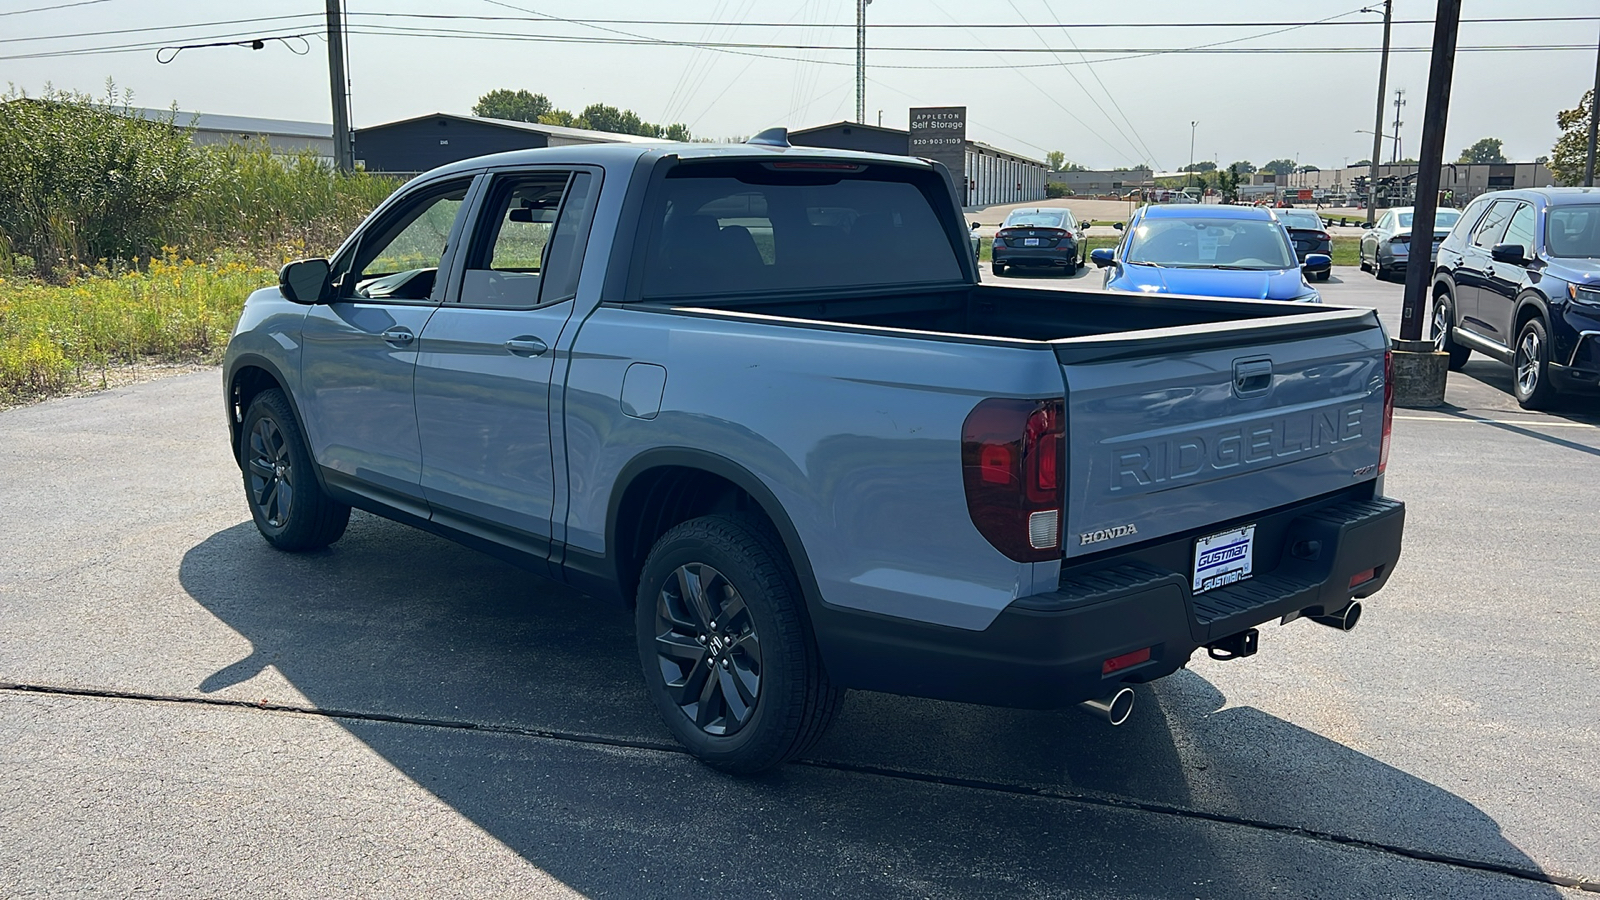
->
995;242;1079;267
811;491;1405;709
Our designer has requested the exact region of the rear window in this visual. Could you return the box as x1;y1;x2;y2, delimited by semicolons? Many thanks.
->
1004;210;1069;228
1547;205;1600;258
641;161;963;297
1277;211;1323;230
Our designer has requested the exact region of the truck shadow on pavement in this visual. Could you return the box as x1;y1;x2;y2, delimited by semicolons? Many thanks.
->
179;516;1563;898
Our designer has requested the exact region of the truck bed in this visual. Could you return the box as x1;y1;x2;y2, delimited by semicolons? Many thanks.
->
659;283;1374;353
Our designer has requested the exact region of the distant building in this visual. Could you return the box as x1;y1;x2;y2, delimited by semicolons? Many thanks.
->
788;121;1047;208
352;112;659;176
126;107;333;158
1045;168;1154;195
1297;163;1557;205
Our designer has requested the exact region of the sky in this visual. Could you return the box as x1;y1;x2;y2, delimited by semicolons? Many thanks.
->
3;0;1596;171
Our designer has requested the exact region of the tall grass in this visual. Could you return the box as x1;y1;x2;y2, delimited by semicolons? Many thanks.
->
0;89;404;401
1;86;401;279
0;255;273;401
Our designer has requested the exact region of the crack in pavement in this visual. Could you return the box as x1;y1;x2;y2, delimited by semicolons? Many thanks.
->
6;680;1596;894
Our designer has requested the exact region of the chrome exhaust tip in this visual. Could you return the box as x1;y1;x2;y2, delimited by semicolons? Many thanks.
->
1309;601;1363;632
1078;686;1136;726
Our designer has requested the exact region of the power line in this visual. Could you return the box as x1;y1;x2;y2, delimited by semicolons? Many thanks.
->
0;14;320;45
0;0;116;16
1044;2;1163;169
341;12;1600;30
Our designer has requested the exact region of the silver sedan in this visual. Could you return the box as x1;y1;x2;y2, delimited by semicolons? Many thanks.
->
1359;206;1462;281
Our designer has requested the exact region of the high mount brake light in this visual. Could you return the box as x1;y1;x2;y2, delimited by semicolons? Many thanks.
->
1379;349;1394;474
765;161;866;171
962;398;1065;562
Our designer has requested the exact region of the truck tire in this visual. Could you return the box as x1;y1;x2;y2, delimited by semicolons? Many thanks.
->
635;514;842;773
1513;317;1557;410
241;388;350;551
1431;291;1471;371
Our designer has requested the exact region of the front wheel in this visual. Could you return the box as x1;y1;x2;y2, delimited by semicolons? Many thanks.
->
635;515;842;773
1513;318;1557;410
240;389;350;551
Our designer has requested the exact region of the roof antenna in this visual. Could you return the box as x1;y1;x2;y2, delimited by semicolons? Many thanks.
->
746;127;790;148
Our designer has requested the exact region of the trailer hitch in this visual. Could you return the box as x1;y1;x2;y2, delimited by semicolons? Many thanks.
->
1207;628;1259;661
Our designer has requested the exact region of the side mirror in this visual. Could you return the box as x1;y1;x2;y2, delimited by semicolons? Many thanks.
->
1090;248;1115;268
279;258;331;304
1490;243;1528;264
1112;221;1124;231
970;221;981;230
1302;252;1332;273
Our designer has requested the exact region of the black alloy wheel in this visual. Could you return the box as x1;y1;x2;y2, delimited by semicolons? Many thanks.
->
240;389;350;551
1430;292;1471;371
651;561;763;736
248;416;294;529
635;515;842;773
1512;317;1557;410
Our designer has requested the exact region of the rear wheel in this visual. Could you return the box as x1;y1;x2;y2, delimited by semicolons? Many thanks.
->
1513;317;1557;410
635;515;842;773
241;389;350;551
1430;291;1471;371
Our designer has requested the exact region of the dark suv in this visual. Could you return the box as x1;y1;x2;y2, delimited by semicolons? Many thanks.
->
1431;188;1600;408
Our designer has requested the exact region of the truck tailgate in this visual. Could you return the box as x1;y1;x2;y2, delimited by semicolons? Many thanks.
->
1055;309;1387;559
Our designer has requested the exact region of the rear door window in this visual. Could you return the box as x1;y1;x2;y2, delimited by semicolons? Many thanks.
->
459;170;597;308
1501;203;1536;254
640;161;964;297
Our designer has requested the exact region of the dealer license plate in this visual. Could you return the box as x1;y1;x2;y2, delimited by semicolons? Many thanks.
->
1192;525;1255;594
1024;238;1040;246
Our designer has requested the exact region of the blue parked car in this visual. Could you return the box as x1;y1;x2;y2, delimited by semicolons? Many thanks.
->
1431;187;1600;408
1090;205;1329;302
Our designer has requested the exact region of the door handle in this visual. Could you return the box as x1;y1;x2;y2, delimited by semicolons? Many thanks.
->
381;328;414;344
505;336;548;357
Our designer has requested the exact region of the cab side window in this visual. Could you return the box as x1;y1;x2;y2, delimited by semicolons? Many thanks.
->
336;178;472;302
459;171;597;308
1470;201;1515;251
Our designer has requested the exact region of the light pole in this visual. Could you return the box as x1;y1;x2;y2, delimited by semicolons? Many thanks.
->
1188;121;1197;191
856;0;872;124
1368;0;1392;224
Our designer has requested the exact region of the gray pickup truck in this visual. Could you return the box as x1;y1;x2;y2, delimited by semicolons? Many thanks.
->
223;131;1405;772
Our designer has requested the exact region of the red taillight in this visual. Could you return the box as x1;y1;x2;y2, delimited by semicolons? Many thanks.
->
962;398;1065;562
1379;349;1394;474
1314;231;1330;242
1391;234;1410;245
1102;647;1152;675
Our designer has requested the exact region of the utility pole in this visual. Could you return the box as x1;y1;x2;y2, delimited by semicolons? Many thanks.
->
326;0;352;172
1367;0;1391;225
1188;120;1197;190
1586;24;1598;186
856;0;871;123
1400;0;1461;343
1391;89;1406;164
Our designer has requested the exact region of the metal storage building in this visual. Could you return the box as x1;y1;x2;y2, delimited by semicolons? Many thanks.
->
352;112;658;176
789;121;1047;209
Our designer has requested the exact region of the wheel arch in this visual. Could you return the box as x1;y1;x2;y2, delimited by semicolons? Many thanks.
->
226;354;308;471
1513;293;1550;337
604;448;822;618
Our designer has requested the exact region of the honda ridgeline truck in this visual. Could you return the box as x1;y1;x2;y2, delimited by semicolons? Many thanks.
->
223;132;1405;772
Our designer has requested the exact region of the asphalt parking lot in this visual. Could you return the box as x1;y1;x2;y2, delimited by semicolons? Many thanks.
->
2;268;1597;898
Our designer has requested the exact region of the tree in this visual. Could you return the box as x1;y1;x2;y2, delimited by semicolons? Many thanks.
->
1229;160;1256;174
1534;154;1550;165
472;89;553;123
1351;159;1372;168
1217;164;1243;202
1299;164;1320;173
1550;89;1594;186
1457;137;1507;164
1181;160;1217;173
1045;150;1065;171
1261;158;1296;176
